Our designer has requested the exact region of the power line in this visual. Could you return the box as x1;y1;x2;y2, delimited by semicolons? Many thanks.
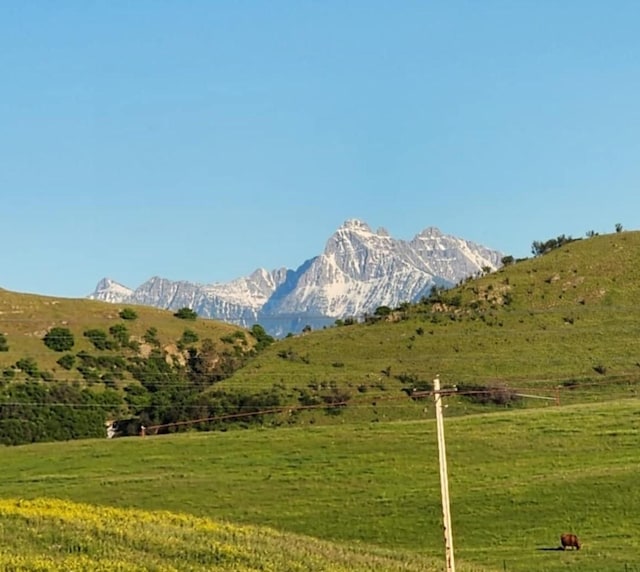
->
1;382;632;412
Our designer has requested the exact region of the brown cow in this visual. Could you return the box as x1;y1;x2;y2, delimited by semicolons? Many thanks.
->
560;533;581;550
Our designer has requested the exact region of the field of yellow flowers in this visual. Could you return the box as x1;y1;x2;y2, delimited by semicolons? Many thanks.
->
0;498;459;572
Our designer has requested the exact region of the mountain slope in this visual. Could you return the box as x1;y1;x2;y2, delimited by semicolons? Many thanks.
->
223;230;640;408
0;289;253;384
89;219;503;335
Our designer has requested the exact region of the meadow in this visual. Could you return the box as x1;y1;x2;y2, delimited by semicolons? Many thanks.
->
3;232;640;569
2;398;640;571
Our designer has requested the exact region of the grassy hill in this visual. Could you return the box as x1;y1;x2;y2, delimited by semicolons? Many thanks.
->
2;230;640;442
3;244;640;570
0;290;255;383
220;230;640;423
0;498;447;572
1;399;639;571
0;292;263;444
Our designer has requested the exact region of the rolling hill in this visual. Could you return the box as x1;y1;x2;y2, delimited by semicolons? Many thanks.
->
220;230;640;420
0;290;255;383
2;231;640;570
1;399;639;571
2;230;640;443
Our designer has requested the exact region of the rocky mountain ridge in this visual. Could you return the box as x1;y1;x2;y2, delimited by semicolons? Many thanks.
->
88;219;503;336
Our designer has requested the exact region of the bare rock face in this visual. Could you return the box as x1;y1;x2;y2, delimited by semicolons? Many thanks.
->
89;219;502;336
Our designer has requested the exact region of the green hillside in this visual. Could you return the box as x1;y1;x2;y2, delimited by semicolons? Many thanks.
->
0;498;447;572
0;291;254;381
2;230;640;444
0;292;263;444
222;230;640;421
1;399;639;571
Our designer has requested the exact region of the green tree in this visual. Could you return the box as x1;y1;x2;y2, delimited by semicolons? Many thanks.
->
119;308;138;320
174;307;198;320
0;333;8;352
178;329;199;350
56;354;76;370
531;234;577;256
15;357;39;378
143;327;160;346
109;323;130;347
615;223;623;233
43;327;75;352
84;329;111;350
250;324;274;352
374;306;392;317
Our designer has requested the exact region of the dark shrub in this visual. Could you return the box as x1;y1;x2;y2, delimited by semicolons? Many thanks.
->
57;354;76;370
174;307;197;320
458;383;522;407
119;308;138;320
43;327;74;352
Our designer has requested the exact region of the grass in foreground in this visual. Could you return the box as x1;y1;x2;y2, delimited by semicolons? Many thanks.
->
2;400;640;571
0;497;473;572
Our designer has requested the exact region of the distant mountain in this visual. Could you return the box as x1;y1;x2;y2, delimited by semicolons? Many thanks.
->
88;219;503;336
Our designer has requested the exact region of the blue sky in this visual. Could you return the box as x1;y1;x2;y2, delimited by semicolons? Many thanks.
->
2;1;639;298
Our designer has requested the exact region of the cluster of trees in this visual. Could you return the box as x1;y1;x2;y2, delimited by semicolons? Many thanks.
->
532;224;624;257
0;311;353;445
531;234;579;256
0;307;278;444
0;382;117;445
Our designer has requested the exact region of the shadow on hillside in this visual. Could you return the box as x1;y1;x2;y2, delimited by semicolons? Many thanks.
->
536;546;564;551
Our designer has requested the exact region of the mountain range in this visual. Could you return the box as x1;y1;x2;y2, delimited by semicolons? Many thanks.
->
88;219;504;336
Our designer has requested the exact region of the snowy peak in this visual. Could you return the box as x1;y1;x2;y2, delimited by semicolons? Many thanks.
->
89;278;133;303
410;230;502;283
88;219;503;336
415;226;444;239
338;218;373;233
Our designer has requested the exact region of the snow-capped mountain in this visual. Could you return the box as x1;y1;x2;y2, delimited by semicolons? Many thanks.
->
88;219;503;336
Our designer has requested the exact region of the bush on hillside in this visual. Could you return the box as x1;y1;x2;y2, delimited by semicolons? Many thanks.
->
458;383;522;407
0;381;111;445
250;324;274;352
109;323;130;347
143;327;160;346
174;307;198;320
178;329;199;350
43;327;75;352
57;354;76;370
119;308;138;320
84;329;113;351
531;234;579;256
15;357;39;379
0;333;8;352
321;387;351;415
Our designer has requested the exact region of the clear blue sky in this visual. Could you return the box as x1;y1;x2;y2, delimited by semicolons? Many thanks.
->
2;1;639;298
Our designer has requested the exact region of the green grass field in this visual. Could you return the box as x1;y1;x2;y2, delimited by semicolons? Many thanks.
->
3;232;640;569
0;498;448;571
2;399;640;571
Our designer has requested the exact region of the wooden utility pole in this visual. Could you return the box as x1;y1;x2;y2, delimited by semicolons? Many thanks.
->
433;375;456;572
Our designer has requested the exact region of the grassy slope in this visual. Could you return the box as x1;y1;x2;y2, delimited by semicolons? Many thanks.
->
0;291;253;382
2;399;640;571
0;498;448;572
222;231;640;416
2;231;640;421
